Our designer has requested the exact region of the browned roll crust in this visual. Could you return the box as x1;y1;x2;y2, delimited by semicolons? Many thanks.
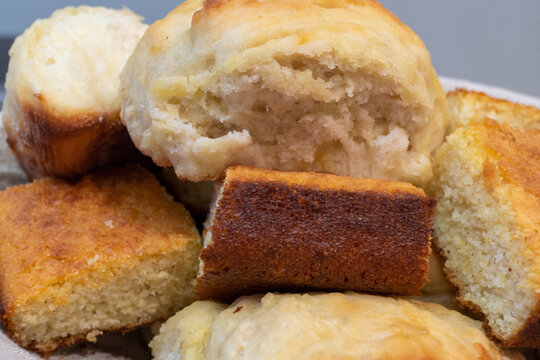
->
196;166;435;302
0;165;201;356
4;104;135;179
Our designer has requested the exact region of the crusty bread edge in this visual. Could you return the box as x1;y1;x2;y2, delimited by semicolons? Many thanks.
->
3;92;134;179
197;166;435;302
437;244;540;348
0;307;162;358
447;88;540;114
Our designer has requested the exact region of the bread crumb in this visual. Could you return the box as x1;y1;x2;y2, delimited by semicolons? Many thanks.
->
87;254;99;266
86;330;102;342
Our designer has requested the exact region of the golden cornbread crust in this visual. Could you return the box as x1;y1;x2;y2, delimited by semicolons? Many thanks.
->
197;166;435;302
447;89;540;132
0;165;201;355
478;119;540;198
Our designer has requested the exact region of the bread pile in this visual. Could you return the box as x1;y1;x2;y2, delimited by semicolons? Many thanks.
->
0;0;536;359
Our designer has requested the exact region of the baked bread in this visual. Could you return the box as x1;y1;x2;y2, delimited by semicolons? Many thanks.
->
120;0;448;186
447;89;540;133
150;292;523;360
0;166;201;355
2;6;148;179
413;250;459;311
0;115;27;190
161;167;215;226
196;165;435;302
430;119;540;347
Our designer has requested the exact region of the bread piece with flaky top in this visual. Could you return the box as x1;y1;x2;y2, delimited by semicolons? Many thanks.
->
120;0;448;186
196;166;435;302
2;6;147;179
0;166;201;356
447;89;540;133
431;118;540;347
150;292;523;360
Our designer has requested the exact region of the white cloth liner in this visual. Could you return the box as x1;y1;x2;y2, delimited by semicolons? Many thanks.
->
0;77;539;359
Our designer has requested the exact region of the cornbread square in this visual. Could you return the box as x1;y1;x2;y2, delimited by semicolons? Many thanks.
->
197;166;435;302
0;166;201;355
431;118;540;347
2;6;147;178
447;89;540;133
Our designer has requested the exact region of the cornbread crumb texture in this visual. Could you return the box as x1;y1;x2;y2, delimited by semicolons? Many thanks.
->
447;89;540;133
197;166;434;302
2;6;148;178
430;119;540;347
0;165;201;355
121;0;448;185
151;292;523;360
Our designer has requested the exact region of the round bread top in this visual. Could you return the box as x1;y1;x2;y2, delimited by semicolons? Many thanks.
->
5;6;147;122
121;0;448;184
151;292;522;360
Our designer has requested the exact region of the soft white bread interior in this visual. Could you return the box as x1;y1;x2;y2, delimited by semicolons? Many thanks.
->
150;292;523;360
120;0;448;185
2;6;148;178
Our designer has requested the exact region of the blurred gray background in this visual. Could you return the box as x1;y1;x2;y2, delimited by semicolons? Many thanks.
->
1;0;540;103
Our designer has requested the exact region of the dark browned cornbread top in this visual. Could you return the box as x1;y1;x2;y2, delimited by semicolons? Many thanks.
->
197;166;435;302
